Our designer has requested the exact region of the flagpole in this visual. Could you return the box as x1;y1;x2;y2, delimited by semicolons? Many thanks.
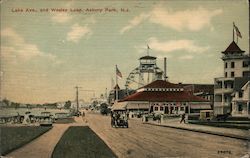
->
233;22;234;42
115;65;118;102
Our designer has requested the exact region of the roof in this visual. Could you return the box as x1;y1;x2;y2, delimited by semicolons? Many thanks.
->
113;84;120;90
234;77;250;91
182;84;214;94
121;91;208;102
139;55;157;60
242;81;250;90
222;41;245;54
143;80;182;89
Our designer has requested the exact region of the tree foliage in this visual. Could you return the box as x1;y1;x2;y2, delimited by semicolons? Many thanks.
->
64;100;71;109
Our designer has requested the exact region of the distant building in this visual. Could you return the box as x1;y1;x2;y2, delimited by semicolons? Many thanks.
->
113;80;211;116
183;84;214;106
214;41;250;116
108;84;135;105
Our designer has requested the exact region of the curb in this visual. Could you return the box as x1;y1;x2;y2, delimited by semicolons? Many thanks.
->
144;122;249;141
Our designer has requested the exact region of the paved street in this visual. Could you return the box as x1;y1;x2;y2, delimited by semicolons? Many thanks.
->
6;112;249;158
86;112;249;158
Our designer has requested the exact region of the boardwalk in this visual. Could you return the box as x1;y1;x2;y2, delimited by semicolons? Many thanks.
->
86;112;249;158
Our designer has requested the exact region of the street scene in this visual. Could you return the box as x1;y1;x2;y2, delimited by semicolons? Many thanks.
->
1;0;250;158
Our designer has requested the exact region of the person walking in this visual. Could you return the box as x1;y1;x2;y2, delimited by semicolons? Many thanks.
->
180;113;186;123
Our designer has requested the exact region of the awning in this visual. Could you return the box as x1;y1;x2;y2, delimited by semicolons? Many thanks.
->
190;104;211;109
127;103;149;110
111;102;128;111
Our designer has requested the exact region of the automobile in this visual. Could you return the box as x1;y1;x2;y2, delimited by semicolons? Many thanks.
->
111;116;128;128
200;110;214;121
39;116;53;126
54;112;69;120
41;111;52;117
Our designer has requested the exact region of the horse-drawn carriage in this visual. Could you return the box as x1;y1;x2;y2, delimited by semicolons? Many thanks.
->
111;112;128;128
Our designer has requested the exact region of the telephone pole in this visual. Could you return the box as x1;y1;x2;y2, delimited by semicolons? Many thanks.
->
75;86;82;112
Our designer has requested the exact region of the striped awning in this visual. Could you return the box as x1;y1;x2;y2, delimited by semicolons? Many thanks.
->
127;103;149;110
190;104;211;109
111;102;128;110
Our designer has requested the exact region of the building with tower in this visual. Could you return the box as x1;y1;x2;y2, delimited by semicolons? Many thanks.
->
214;41;250;116
125;49;164;92
112;80;211;117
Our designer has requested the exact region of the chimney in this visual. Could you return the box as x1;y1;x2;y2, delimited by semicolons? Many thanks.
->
164;57;168;81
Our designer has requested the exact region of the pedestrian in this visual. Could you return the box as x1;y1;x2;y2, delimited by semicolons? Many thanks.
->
180;113;186;123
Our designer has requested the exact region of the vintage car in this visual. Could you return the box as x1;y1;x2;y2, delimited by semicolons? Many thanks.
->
39;112;53;126
199;110;214;121
39;116;53;126
54;112;69;119
111;114;128;128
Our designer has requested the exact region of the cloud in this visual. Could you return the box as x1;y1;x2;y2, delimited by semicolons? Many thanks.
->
150;6;222;32
1;28;57;62
120;13;149;34
120;6;222;33
67;24;92;43
51;13;72;23
147;37;209;53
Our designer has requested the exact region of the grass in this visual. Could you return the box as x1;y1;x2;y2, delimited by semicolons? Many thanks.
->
189;122;250;130
0;126;52;156
52;126;117;158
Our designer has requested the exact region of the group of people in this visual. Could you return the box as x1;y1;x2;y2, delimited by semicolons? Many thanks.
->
110;111;128;126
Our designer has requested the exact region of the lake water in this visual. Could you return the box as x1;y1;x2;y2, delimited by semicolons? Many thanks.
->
0;108;70;117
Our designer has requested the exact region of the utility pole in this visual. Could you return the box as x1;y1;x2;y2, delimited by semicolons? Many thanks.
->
75;86;82;112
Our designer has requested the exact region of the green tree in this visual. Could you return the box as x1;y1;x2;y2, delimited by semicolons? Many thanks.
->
100;103;109;115
64;100;71;109
2;98;10;106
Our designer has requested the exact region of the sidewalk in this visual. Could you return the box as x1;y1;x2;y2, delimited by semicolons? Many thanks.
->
145;118;250;141
7;116;86;158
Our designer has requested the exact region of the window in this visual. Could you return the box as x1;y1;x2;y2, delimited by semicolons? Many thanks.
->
180;107;185;111
243;71;250;77
243;61;248;67
231;83;233;89
248;103;250;112
225;72;227;77
231;72;234;77
231;62;235;68
238;104;243;111
160;107;164;111
225;62;228;68
154;107;158;111
239;91;243;98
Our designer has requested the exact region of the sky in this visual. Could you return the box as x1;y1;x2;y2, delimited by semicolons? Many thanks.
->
0;0;249;104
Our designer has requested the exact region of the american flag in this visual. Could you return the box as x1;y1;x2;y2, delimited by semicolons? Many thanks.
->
233;22;242;38
116;65;122;78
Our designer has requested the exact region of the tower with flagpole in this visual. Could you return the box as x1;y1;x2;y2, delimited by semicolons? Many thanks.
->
214;22;250;116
